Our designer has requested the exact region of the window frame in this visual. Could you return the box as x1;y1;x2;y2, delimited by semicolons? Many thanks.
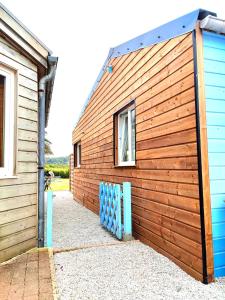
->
114;101;136;167
0;65;16;178
74;141;81;168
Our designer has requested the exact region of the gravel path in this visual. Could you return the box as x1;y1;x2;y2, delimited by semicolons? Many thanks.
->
53;191;119;248
53;191;225;300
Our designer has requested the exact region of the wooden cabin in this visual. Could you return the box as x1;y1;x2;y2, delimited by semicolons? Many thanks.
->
72;9;225;283
0;4;57;262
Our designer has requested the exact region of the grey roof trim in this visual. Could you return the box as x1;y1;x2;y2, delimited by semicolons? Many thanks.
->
0;2;52;54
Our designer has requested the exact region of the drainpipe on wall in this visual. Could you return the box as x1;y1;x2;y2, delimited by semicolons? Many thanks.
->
38;56;58;247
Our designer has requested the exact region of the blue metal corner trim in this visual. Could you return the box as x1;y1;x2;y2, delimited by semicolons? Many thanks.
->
74;8;216;128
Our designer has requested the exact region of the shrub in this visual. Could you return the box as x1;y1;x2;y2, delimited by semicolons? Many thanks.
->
45;164;69;178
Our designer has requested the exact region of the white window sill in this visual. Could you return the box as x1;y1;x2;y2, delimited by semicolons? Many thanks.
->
116;162;136;167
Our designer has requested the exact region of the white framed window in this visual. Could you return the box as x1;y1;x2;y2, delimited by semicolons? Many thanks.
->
117;104;136;166
77;142;81;168
0;65;16;177
74;141;81;168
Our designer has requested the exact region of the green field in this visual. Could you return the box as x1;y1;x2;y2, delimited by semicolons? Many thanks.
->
49;178;69;191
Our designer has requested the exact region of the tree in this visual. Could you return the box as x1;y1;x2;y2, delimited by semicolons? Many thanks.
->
45;134;53;155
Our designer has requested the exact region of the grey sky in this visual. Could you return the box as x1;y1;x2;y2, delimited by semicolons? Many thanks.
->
1;0;224;156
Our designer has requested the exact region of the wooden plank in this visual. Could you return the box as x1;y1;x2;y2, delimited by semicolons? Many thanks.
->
18;96;37;111
0;173;37;186
0;227;36;251
0;238;36;263
18;85;38;101
137;101;195;133
18;106;38;122
17;162;37;173
0;204;36;225
17;150;37;162
0;36;37;71
137;114;196;142
18;129;38;142
0;53;37;81
0;216;36;237
195;24;214;282
0;194;37;212
18;75;37;92
18;140;37;152
137;143;197;160
18;118;37;132
0;184;37;199
137;128;196;151
133;211;202;258
137;156;198;170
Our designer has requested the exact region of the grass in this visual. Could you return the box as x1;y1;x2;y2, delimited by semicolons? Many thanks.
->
49;178;69;191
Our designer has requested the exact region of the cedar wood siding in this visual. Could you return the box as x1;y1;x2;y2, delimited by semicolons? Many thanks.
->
0;36;38;262
72;32;203;280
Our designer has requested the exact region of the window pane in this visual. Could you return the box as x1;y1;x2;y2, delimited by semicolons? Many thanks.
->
131;109;136;161
0;75;5;167
119;112;129;162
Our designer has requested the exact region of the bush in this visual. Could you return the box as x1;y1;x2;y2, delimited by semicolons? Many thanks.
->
45;164;69;178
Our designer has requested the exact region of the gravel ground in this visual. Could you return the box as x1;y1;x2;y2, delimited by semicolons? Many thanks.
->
53;191;119;248
53;191;225;300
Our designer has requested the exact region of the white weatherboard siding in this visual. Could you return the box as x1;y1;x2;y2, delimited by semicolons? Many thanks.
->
0;36;38;262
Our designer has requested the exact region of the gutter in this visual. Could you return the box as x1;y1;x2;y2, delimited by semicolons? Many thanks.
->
38;56;58;247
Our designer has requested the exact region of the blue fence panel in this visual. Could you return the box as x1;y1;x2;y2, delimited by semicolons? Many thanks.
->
99;181;132;240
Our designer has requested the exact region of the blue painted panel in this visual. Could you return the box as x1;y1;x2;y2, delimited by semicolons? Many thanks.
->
207;126;225;139
205;73;225;88
212;223;225;238
215;267;225;278
206;101;225;113
214;252;225;268
205;85;225;100
209;167;225;180
204;47;225;62
207;139;225;152
204;60;225;75
206;112;225;126
204;30;225;277
211;195;225;209
208;153;225;166
210;181;225;195
203;31;225;50
213;238;225;252
212;208;225;223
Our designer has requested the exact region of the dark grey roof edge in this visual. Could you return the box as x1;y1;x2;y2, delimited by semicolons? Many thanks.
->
0;2;52;54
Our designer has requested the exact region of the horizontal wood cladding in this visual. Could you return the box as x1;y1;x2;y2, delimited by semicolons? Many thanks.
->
0;37;38;262
72;33;203;280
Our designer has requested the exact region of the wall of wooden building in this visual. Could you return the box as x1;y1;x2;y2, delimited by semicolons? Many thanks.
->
72;32;203;280
0;36;38;262
0;81;3;165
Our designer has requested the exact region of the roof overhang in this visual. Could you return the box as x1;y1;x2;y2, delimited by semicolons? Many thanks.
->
0;2;51;67
0;2;58;126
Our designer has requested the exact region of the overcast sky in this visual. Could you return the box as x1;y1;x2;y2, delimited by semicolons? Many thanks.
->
1;0;224;156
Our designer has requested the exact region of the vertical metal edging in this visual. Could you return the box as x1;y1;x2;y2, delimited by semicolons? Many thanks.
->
192;29;208;284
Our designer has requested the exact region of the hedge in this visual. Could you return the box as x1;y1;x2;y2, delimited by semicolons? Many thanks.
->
45;164;69;178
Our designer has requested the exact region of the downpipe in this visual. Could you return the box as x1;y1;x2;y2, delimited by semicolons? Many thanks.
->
38;56;57;247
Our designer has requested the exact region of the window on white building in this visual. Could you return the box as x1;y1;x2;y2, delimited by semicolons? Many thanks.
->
0;66;15;177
